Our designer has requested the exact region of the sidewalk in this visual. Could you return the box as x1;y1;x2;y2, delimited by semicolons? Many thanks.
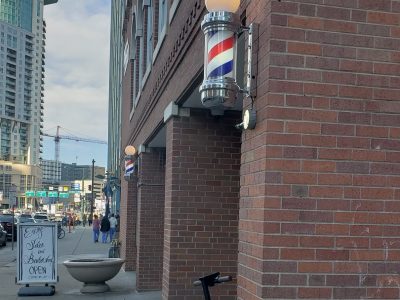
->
0;225;161;300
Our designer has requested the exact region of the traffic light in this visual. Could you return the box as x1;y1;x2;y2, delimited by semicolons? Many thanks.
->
88;185;92;191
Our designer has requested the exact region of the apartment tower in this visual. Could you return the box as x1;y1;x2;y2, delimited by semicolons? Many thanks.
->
0;0;57;208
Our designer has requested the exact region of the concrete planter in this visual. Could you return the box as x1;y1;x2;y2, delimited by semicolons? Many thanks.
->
63;258;124;293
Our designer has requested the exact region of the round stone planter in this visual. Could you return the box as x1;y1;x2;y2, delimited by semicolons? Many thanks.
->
63;258;124;293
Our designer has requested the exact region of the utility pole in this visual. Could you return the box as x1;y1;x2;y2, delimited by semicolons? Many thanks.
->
81;168;85;214
105;172;110;218
2;167;4;208
90;159;95;220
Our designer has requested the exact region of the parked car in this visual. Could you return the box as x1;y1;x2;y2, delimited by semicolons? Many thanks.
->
0;214;17;241
0;224;6;247
16;214;36;224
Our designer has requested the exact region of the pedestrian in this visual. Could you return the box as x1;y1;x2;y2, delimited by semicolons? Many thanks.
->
74;215;79;226
82;214;87;227
88;214;93;226
100;215;110;243
62;215;68;227
109;213;118;242
92;214;100;243
115;212;120;232
68;213;74;233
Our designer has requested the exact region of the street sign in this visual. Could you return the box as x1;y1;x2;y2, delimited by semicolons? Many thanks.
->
35;191;47;197
48;192;58;198
25;191;35;197
59;192;69;198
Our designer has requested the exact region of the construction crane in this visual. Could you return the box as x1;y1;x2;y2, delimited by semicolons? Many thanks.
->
42;125;107;163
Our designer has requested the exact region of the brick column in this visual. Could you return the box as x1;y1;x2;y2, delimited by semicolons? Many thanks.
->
238;1;400;299
163;109;241;300
119;174;137;271
136;149;165;291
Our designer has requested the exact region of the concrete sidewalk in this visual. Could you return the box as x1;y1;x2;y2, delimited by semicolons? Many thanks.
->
0;226;161;300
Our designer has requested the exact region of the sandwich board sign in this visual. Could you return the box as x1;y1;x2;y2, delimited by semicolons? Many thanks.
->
17;223;57;295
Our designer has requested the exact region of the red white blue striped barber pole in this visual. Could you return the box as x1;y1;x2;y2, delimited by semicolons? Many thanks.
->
207;30;234;79
125;159;134;176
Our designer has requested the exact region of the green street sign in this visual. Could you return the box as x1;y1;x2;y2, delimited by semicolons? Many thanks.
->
48;191;58;198
59;192;69;198
36;191;47;197
25;191;35;197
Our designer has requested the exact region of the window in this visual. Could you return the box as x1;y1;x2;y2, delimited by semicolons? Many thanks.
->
158;0;167;36
130;13;137;110
145;0;153;71
123;40;129;74
153;0;167;61
134;0;144;105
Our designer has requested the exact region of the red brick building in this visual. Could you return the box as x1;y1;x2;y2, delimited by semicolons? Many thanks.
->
117;0;400;299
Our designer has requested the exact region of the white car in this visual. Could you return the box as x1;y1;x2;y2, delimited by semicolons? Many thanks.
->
33;214;50;223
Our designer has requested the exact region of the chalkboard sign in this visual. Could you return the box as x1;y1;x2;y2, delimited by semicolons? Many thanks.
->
17;223;58;284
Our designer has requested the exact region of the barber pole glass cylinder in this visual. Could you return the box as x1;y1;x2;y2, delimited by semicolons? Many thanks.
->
124;156;134;178
206;29;235;80
200;11;240;110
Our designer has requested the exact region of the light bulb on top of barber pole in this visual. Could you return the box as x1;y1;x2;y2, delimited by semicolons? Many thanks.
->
205;0;240;12
124;145;136;180
199;0;241;110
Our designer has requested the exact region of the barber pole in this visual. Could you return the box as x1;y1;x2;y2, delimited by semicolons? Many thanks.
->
207;30;234;79
199;10;240;110
124;158;134;176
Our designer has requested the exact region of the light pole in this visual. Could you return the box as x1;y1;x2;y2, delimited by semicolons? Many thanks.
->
96;172;110;218
104;174;111;218
90;159;95;220
80;167;85;214
95;172;119;218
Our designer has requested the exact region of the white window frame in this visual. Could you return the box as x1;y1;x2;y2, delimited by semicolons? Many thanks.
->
153;0;167;63
123;40;130;75
144;0;153;78
139;0;152;89
130;12;138;115
134;1;144;108
169;0;181;24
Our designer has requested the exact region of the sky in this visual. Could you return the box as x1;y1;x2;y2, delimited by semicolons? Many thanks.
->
42;0;111;168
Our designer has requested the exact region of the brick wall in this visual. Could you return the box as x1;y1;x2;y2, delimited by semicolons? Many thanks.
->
120;2;137;272
163;109;241;300
239;0;400;299
119;176;138;271
136;149;165;291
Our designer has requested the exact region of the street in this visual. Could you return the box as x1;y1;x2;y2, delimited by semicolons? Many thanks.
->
0;225;161;300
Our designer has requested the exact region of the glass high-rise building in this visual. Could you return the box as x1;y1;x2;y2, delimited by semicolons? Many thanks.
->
0;0;57;209
0;0;57;164
107;0;124;213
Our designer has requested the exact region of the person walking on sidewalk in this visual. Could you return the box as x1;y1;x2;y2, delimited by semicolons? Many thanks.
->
109;213;118;242
82;213;87;227
100;215;110;243
68;213;74;233
92;214;100;243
